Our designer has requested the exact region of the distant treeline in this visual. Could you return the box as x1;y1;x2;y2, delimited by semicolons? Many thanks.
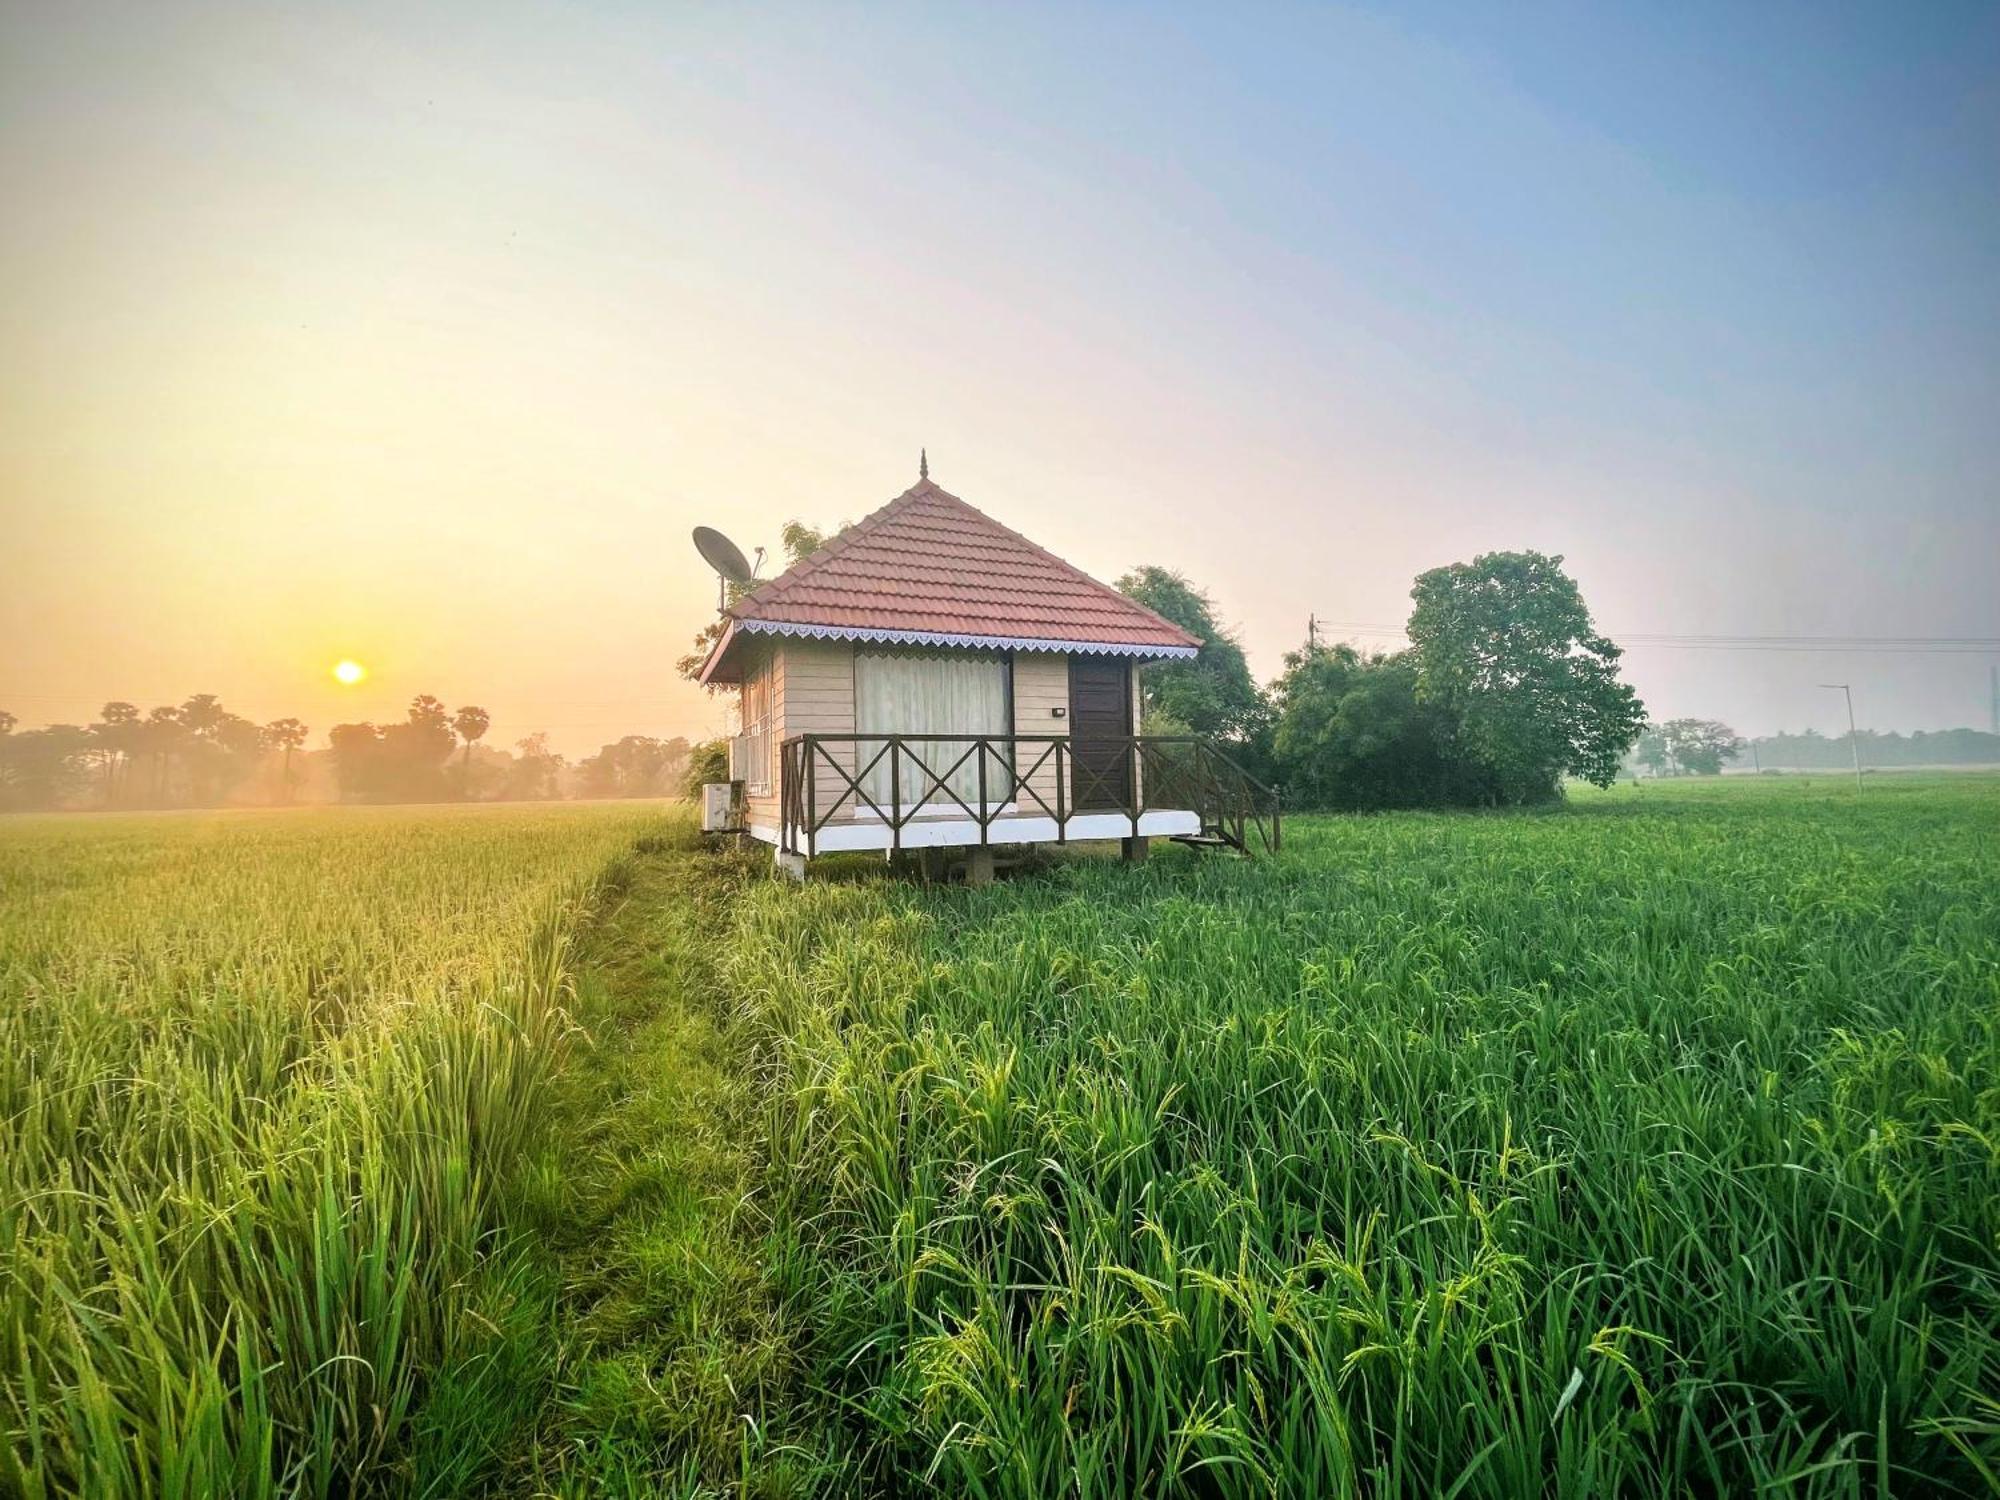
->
0;697;700;812
1744;727;2000;771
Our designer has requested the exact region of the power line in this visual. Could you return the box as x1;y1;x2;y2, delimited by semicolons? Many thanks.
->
1617;634;2000;652
1620;643;1996;654
1308;622;2000;654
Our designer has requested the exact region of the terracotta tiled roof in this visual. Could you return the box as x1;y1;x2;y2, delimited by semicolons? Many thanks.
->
700;479;1199;683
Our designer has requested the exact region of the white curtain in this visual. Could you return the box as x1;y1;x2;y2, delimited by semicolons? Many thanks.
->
855;650;1009;811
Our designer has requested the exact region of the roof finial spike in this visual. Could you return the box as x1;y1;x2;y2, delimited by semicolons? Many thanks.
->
919;447;928;481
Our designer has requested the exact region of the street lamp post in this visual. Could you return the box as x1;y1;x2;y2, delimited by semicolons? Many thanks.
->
1820;683;1862;791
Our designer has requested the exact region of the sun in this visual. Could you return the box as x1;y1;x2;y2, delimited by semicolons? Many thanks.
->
332;659;367;686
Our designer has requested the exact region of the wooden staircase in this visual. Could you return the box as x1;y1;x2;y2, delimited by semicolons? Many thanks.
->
1143;739;1281;856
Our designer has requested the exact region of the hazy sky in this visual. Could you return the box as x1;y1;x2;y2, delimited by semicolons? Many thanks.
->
4;1;1997;756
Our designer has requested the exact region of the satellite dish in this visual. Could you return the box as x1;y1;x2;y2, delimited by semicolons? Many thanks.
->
693;526;755;586
693;525;759;614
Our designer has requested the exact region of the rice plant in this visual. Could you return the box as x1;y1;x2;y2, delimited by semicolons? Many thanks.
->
731;776;2000;1497
0;802;671;1497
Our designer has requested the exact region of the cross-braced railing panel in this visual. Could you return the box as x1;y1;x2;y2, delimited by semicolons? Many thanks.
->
777;733;1279;858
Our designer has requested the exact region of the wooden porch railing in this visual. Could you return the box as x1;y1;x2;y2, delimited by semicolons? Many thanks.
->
776;733;1279;859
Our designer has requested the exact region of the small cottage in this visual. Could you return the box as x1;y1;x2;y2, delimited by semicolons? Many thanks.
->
697;465;1277;876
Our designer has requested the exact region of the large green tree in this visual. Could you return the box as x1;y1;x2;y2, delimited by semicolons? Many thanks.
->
0;723;91;810
506;732;565;800
1633;725;1671;778
331;696;459;802
1270;645;1498;810
1660;717;1743;776
1406;550;1645;802
1114;566;1264;740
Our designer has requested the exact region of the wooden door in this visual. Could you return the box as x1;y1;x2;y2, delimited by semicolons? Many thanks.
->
1068;657;1131;811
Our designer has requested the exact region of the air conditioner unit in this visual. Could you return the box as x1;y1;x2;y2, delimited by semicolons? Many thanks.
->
701;781;741;833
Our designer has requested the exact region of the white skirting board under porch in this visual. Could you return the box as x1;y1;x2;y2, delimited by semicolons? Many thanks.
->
746;808;1201;853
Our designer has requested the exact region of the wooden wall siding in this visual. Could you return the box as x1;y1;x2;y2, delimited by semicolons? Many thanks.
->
777;638;858;820
1012;652;1070;809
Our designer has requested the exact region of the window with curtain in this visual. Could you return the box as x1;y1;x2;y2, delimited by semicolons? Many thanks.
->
854;649;1010;811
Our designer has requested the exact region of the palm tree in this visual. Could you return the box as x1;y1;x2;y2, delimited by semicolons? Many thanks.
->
262;718;310;802
453;706;490;795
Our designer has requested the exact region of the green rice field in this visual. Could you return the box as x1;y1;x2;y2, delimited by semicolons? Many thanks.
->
0;803;669;1497
4;777;1998;1495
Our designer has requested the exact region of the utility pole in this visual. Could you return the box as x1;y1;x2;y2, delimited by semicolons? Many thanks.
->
1307;614;1319;652
1820;683;1862;791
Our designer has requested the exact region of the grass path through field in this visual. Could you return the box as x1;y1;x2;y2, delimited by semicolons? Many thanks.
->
475;828;843;1498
